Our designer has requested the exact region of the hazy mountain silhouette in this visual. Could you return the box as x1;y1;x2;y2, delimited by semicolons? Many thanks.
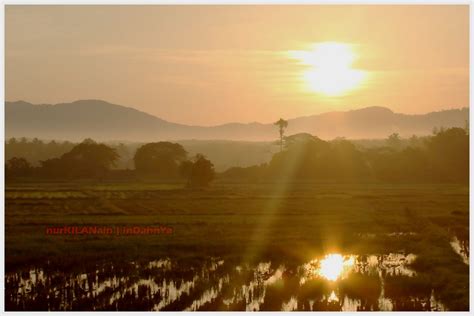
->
5;100;468;141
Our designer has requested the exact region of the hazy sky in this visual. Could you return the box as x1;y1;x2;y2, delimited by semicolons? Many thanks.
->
6;5;469;125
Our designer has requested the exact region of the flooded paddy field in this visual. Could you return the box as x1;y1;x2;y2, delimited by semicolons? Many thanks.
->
5;182;469;311
6;253;453;311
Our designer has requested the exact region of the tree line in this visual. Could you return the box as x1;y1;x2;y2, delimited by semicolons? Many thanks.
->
6;126;468;184
5;139;215;187
221;127;469;183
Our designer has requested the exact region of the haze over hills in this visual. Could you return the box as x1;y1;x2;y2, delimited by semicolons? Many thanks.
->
5;100;468;142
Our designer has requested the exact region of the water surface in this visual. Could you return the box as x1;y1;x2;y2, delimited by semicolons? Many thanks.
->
6;253;448;311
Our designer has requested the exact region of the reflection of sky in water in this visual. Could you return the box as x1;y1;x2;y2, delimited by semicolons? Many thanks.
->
6;253;447;311
450;236;469;265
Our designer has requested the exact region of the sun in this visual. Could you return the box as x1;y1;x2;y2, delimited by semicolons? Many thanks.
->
288;42;367;96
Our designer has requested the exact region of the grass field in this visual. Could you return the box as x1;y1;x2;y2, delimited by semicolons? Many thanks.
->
5;181;470;310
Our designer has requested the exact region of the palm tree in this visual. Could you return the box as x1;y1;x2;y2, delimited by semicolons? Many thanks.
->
274;118;288;152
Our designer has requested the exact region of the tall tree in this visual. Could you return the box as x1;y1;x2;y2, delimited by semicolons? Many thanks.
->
274;118;288;152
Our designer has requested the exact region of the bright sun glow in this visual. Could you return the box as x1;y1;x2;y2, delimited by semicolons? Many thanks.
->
289;42;367;96
317;254;355;281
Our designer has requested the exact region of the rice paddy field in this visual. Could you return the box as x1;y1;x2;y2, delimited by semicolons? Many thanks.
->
4;181;470;311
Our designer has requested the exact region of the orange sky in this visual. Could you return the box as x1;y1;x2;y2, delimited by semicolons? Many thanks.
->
6;5;469;125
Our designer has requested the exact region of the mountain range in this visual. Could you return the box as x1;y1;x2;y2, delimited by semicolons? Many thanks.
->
5;100;469;142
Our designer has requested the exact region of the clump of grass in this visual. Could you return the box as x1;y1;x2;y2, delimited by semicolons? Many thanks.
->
297;277;330;302
384;275;431;299
339;272;381;300
409;222;469;310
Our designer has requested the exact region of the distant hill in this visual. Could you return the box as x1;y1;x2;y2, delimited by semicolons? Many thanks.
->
5;100;468;141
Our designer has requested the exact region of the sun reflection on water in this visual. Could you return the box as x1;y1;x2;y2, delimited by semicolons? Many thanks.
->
317;254;355;281
7;253;447;311
328;290;339;302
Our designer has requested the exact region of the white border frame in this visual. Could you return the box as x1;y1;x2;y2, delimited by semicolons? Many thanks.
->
0;1;472;315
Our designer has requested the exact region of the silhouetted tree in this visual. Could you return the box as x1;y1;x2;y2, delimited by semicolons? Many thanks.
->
8;138;17;145
386;133;402;149
220;163;268;182
267;134;331;179
134;142;187;178
6;137;75;164
179;160;194;179
5;157;32;178
274;118;288;152
284;133;315;149
62;138;119;177
39;157;66;178
425;127;468;182
408;135;420;148
181;154;215;187
39;139;119;178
